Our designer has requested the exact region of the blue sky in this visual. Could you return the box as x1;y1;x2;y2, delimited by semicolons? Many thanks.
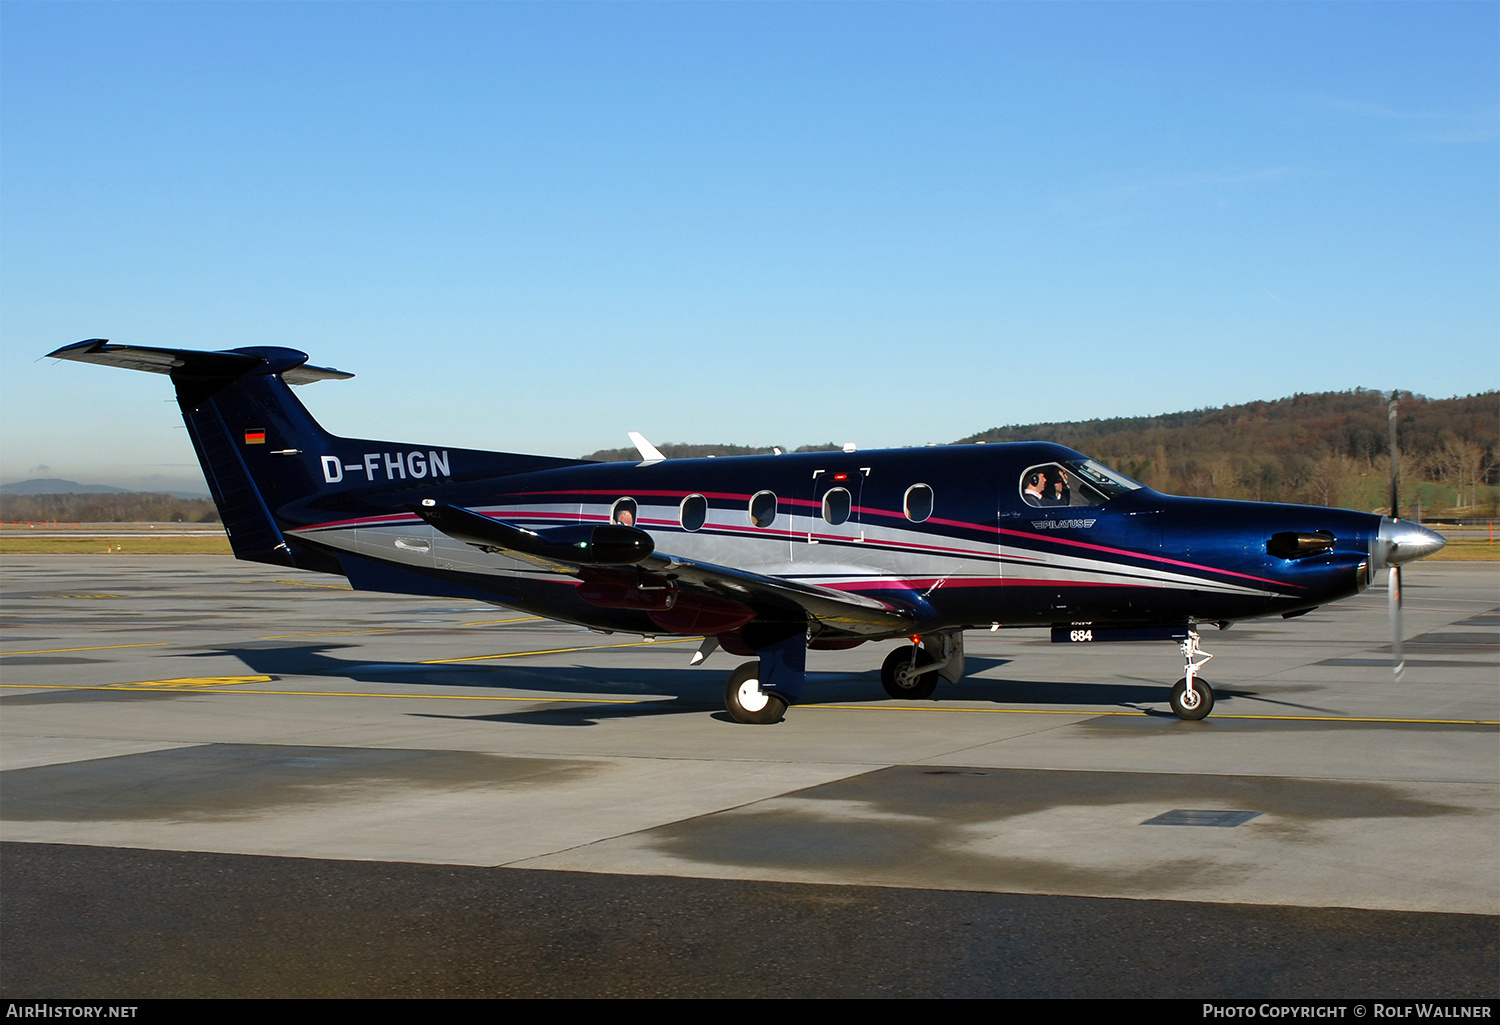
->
3;2;1495;493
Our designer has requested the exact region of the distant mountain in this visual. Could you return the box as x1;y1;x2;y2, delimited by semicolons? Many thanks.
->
0;478;128;496
0;491;220;523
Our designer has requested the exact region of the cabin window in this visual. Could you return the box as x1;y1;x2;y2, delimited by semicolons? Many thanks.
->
611;497;638;526
904;484;933;522
680;494;707;532
749;490;778;528
822;487;852;526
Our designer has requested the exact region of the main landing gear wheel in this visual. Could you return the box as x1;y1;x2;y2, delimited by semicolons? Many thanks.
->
1169;677;1215;721
881;645;939;700
725;661;787;725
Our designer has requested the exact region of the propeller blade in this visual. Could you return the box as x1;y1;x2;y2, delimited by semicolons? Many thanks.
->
1389;564;1404;678
1387;390;1400;519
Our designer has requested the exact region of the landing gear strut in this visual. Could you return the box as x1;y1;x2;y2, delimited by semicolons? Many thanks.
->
881;645;939;699
1168;630;1215;720
721;625;804;724
880;632;964;700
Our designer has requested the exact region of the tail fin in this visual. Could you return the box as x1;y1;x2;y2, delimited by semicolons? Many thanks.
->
49;340;583;570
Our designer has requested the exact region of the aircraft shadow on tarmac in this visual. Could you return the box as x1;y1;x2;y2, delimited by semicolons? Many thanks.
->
186;644;1281;726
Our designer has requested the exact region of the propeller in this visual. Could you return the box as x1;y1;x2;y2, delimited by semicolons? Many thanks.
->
1388;390;1403;678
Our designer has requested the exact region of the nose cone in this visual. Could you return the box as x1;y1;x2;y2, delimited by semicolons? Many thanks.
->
1375;518;1447;568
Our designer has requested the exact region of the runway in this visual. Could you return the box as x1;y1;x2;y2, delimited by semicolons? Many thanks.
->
2;555;1496;997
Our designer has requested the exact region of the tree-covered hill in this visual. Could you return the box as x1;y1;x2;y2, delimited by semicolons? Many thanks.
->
585;389;1498;516
957;389;1497;515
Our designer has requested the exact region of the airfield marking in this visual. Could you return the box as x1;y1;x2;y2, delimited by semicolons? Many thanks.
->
0;642;169;656
105;675;274;689
419;638;697;664
258;618;543;639
0;682;655;705
264;579;354;591
0;679;1493;725
258;629;400;640
802;704;1500;725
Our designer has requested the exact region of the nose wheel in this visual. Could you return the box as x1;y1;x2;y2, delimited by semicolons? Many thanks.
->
1169;676;1214;720
1168;631;1215;720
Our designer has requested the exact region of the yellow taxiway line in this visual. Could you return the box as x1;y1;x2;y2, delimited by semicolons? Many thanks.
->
803;704;1500;725
419;637;696;664
0;678;1493;725
0;642;169;656
258;617;544;640
0;681;646;704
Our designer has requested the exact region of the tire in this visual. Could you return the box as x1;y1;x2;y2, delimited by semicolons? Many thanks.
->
1169;677;1214;721
881;644;939;700
725;661;787;724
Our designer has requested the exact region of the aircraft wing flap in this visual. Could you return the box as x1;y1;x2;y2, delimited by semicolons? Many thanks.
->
639;552;913;633
412;501;911;633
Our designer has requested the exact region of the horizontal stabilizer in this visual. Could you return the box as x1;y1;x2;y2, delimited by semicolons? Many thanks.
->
47;340;353;386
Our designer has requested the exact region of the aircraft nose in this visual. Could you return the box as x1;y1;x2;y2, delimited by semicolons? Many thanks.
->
1375;518;1447;567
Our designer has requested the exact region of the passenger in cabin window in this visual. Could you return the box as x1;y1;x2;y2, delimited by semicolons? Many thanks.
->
616;508;635;526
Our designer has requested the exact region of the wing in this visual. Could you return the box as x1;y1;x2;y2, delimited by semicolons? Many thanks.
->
635;550;913;635
411;501;915;635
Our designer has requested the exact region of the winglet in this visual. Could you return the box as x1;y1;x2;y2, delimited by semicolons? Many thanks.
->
628;431;666;463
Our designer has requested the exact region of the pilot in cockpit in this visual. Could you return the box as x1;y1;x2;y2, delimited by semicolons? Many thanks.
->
1022;457;1142;511
1046;467;1071;506
1023;470;1048;506
1023;465;1074;508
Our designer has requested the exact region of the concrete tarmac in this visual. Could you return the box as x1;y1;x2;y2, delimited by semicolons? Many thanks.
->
2;555;1496;997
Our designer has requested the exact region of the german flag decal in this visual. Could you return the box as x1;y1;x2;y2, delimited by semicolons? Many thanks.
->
244;429;266;445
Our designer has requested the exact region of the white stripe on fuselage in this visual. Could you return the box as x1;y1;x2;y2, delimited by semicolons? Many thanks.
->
289;499;1278;599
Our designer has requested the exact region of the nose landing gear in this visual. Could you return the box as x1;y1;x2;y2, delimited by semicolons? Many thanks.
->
1168;630;1215;720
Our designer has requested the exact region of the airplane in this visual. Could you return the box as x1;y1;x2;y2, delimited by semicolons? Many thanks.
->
47;339;1447;724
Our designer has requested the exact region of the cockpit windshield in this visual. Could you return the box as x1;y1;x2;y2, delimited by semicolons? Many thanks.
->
1067;458;1143;495
1019;458;1143;508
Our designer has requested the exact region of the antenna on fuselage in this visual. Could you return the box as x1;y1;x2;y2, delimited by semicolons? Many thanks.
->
628;431;666;465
